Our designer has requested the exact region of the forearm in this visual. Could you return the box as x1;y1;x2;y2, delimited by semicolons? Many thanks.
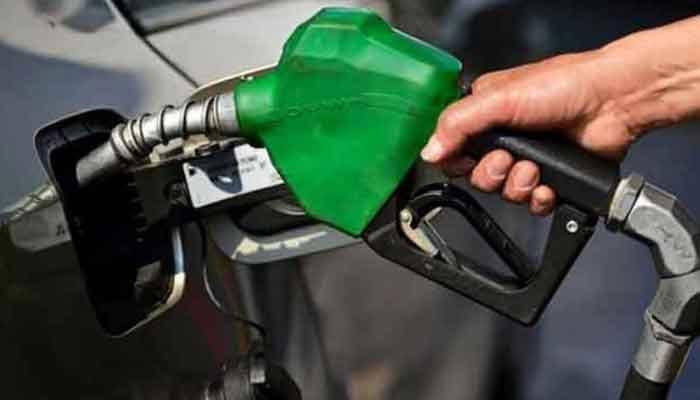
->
591;16;700;136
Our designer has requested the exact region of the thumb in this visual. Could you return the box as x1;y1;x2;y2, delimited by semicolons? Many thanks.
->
421;91;511;163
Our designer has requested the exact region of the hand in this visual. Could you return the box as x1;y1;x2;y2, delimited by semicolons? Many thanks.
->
421;51;636;215
421;16;700;216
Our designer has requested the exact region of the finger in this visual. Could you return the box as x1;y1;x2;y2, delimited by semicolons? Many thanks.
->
469;150;513;192
529;185;556;216
502;160;540;204
421;91;511;163
440;155;476;177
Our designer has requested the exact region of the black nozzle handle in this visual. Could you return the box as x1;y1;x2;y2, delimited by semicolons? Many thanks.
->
466;129;620;217
620;367;670;400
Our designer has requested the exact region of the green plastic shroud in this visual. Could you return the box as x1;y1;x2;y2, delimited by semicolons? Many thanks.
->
234;7;462;236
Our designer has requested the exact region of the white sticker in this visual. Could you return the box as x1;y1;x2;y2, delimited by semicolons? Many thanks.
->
184;144;283;209
233;144;283;193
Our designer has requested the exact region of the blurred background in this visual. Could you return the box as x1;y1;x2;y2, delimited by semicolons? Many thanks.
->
2;1;700;399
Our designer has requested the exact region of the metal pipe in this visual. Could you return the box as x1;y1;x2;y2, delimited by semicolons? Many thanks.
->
632;311;692;384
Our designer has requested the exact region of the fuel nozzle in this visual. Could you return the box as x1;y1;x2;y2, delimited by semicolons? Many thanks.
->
76;7;463;237
75;92;240;187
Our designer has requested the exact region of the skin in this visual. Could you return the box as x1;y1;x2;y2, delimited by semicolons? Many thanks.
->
421;16;700;216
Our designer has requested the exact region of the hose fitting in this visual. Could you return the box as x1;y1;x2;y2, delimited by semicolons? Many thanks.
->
76;93;239;187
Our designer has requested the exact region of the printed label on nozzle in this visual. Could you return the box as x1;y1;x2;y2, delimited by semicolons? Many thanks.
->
183;144;283;209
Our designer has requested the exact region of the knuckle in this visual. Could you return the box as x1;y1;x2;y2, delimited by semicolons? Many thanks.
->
470;171;497;193
488;149;514;166
518;159;539;171
471;74;495;93
533;185;554;199
485;92;514;124
438;109;462;135
531;186;556;210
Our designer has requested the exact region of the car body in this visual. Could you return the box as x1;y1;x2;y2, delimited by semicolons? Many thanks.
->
0;1;385;398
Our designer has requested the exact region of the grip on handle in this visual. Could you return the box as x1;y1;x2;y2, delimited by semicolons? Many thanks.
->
467;129;620;217
620;368;670;400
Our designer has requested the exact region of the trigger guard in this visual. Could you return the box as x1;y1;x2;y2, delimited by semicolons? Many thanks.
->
377;182;599;325
406;183;534;281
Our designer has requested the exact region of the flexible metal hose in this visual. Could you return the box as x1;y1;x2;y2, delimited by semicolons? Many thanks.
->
76;93;239;187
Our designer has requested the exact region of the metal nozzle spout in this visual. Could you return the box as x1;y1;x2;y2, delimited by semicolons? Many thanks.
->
75;141;124;187
75;93;239;187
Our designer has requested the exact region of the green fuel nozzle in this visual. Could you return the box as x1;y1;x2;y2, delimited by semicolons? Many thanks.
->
235;8;462;235
76;7;461;236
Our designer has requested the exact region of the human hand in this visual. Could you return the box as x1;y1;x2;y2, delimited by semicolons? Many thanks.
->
422;51;640;216
422;16;700;216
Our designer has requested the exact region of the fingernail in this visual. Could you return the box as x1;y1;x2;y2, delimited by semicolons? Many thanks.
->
421;137;445;162
485;154;509;180
513;167;538;191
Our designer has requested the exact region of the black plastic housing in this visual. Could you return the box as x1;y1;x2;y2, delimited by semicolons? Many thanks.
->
468;129;620;217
